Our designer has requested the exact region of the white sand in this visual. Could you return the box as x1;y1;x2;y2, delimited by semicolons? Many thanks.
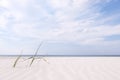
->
0;57;120;80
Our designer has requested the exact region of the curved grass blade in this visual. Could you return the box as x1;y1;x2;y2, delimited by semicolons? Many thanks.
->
30;41;43;66
13;50;23;68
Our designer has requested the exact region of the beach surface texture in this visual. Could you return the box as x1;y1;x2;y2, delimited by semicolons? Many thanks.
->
0;57;120;80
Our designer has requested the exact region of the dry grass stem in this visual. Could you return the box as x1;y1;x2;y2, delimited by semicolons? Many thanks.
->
13;50;23;68
30;41;43;66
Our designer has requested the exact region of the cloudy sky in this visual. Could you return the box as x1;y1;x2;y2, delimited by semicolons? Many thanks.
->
0;0;120;55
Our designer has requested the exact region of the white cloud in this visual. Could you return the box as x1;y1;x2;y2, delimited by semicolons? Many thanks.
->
0;0;10;8
0;0;119;46
1;0;120;55
47;0;71;9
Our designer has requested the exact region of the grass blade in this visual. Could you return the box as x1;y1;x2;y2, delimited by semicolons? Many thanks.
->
42;57;49;64
30;41;43;66
13;50;23;68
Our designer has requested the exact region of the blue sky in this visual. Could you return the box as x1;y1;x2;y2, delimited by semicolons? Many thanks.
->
0;0;120;55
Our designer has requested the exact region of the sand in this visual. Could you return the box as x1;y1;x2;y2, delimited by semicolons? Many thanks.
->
0;57;120;80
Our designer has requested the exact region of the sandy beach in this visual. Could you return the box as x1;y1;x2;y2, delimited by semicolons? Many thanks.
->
0;57;120;80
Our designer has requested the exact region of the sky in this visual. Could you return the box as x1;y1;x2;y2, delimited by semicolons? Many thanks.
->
0;0;120;55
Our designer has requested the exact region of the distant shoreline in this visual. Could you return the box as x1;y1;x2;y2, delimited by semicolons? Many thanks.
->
1;55;120;57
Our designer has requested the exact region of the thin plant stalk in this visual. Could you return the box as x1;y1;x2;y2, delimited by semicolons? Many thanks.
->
30;41;43;66
42;57;49;64
23;56;49;64
13;50;23;68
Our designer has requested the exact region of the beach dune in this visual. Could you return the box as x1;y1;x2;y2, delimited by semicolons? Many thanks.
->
0;57;120;80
